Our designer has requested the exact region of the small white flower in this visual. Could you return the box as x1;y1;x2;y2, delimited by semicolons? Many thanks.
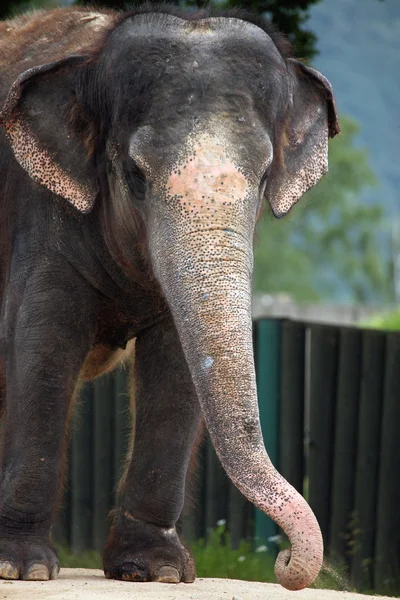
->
255;545;268;553
216;519;226;527
267;534;283;544
238;556;246;562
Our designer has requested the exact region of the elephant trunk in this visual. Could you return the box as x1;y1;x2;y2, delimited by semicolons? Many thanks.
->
150;220;322;590
147;132;323;590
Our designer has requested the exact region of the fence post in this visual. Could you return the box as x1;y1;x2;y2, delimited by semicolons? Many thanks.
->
113;368;130;504
70;384;94;553
307;324;339;550
374;333;400;594
351;330;385;590
280;320;306;495
254;318;281;550
329;327;362;565
205;437;229;536
93;377;114;551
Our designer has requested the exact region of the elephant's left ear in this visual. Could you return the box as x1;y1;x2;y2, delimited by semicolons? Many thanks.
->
265;59;340;217
0;56;98;213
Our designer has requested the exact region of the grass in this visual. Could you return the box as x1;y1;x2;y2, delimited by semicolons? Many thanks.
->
55;523;368;593
57;546;102;570
190;525;276;582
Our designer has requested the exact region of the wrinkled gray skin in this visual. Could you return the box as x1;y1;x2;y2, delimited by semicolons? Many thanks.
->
0;7;339;591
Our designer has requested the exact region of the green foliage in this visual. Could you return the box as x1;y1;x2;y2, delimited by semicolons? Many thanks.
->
57;545;102;569
362;309;400;331
190;523;276;581
253;115;394;305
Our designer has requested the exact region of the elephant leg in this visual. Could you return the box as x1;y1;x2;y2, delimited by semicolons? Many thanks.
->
0;263;95;580
103;315;203;583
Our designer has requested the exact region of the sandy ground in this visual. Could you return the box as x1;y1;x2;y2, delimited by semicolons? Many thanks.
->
0;569;394;600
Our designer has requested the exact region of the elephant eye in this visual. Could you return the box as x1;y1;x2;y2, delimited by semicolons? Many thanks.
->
125;160;147;201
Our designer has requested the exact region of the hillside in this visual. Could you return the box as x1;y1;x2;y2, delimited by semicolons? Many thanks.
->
309;0;400;218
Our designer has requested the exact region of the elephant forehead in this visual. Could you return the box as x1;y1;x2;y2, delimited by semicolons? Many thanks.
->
127;14;282;59
166;133;249;209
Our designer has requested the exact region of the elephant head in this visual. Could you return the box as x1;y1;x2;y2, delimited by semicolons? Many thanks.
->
0;10;339;591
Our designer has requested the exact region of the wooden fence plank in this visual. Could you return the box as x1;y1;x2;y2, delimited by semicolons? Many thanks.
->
205;436;229;536
113;368;130;503
93;377;114;551
180;436;207;543
374;333;400;595
308;325;339;549
255;319;281;547
329;328;362;564
52;454;71;548
70;384;93;553
351;330;385;590
280;320;306;495
228;483;248;549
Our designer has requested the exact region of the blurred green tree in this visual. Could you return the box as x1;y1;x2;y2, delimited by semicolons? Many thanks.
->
253;116;394;304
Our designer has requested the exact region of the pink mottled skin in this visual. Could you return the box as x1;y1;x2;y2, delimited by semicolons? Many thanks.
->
166;139;250;207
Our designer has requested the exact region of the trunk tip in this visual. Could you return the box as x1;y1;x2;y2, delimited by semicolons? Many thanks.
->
274;547;323;591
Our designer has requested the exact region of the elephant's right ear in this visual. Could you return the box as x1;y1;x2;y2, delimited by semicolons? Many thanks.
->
0;56;98;213
265;59;340;218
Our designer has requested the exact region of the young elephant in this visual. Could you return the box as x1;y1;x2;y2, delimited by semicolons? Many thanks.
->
0;5;339;590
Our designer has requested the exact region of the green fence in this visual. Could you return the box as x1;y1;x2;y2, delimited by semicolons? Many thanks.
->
54;319;400;594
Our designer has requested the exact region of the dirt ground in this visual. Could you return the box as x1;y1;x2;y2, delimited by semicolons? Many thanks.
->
0;569;394;600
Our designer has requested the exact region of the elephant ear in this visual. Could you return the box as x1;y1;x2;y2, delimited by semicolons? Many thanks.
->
0;56;98;213
265;59;340;217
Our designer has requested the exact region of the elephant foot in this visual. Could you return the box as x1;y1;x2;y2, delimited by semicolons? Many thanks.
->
0;539;59;580
103;512;196;583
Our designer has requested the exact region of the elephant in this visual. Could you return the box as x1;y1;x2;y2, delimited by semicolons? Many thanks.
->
0;4;339;590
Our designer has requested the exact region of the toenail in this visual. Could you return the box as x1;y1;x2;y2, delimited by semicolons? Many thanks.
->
0;562;19;580
50;564;60;580
155;566;180;583
25;564;50;581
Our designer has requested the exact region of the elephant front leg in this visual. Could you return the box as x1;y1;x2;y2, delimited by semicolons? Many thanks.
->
103;316;203;583
0;267;95;580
